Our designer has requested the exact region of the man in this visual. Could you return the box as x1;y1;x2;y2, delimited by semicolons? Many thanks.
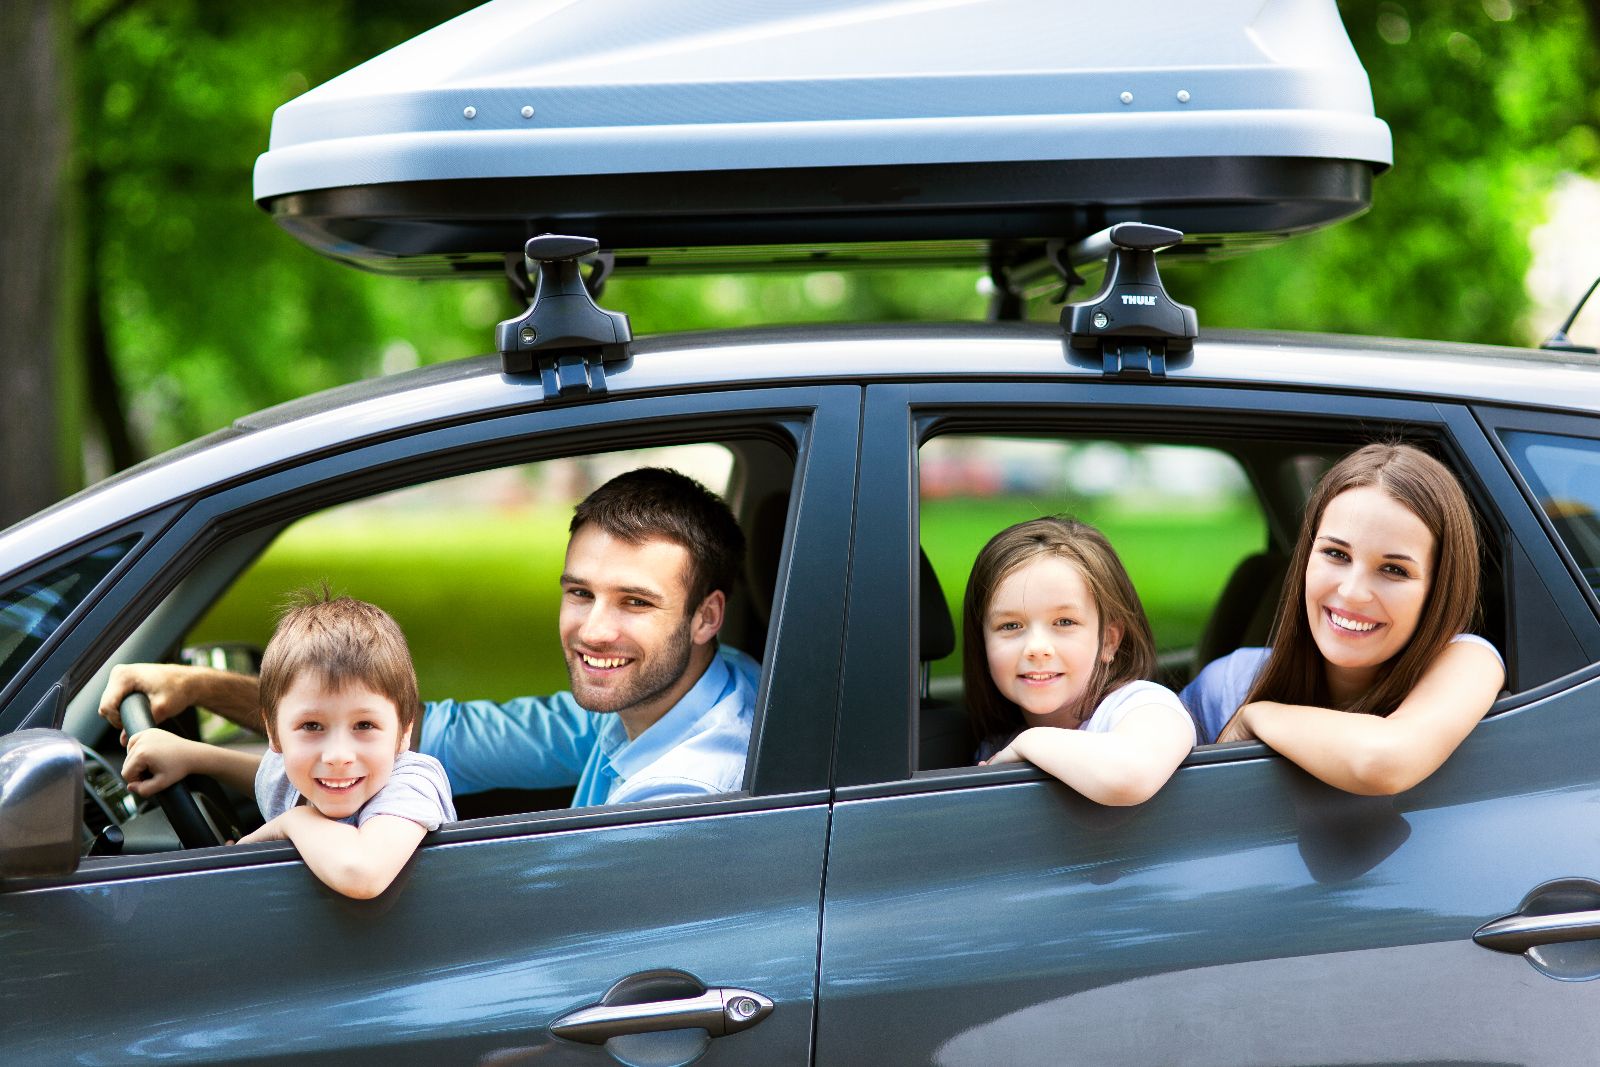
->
100;467;759;806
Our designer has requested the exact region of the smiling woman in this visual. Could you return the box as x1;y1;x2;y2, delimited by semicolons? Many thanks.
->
1189;442;1506;795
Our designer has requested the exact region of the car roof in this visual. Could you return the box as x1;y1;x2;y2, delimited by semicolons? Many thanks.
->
5;325;1596;574
254;0;1391;275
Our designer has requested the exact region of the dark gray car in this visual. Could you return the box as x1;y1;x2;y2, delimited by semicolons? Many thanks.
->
3;1;1599;1064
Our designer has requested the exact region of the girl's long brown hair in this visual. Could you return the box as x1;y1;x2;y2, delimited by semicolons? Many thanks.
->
1246;443;1481;716
963;517;1158;748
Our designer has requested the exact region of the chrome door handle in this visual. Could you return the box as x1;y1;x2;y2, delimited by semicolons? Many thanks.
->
1473;908;1600;953
550;985;773;1045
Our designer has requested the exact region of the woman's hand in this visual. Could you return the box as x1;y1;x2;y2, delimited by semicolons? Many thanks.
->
1215;705;1263;744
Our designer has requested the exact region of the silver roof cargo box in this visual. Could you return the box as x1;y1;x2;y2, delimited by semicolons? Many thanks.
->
254;0;1392;277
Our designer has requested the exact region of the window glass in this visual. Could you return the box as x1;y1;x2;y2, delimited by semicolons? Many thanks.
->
1503;430;1600;596
0;538;135;689
919;437;1266;688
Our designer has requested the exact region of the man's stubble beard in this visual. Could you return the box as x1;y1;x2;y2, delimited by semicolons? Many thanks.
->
565;615;696;716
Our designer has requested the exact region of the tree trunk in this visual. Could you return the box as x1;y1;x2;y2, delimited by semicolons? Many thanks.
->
0;0;75;530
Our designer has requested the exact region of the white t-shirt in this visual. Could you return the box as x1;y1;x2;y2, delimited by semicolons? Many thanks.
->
978;679;1196;759
255;749;456;831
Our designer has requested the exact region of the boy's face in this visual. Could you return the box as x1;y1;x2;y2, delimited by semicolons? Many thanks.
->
270;672;410;820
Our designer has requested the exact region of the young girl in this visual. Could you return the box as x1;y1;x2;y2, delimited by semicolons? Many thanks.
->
965;517;1196;805
1183;442;1505;795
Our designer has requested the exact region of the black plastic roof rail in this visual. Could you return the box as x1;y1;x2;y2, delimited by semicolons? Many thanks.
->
495;234;632;398
1062;223;1198;379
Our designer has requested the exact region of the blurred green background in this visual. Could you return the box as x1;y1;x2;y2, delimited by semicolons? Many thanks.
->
11;0;1600;701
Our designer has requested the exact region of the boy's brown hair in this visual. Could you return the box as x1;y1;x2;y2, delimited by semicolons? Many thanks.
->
257;589;419;743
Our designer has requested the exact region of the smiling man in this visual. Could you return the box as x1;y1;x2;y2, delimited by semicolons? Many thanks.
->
417;467;757;805
101;468;759;808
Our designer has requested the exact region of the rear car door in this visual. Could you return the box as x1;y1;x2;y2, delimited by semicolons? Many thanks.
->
0;384;859;1065
815;378;1600;1065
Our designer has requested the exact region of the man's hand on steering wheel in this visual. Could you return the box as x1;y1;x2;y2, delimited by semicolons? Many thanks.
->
99;663;204;734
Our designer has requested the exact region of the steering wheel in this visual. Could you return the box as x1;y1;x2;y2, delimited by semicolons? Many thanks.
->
120;692;230;849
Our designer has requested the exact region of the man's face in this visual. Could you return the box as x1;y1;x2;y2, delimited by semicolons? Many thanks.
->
558;524;723;734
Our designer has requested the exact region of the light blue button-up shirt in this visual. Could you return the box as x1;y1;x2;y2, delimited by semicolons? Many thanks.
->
419;646;759;807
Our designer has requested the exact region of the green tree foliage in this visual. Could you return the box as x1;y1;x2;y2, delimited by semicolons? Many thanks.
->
1177;0;1600;344
73;0;1599;468
77;0;487;459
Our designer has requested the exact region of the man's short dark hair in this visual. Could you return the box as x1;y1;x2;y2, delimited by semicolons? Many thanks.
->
570;467;745;609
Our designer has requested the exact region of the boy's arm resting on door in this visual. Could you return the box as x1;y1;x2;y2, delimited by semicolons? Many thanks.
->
239;807;428;900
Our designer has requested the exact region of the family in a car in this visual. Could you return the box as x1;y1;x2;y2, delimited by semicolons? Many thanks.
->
102;442;1509;882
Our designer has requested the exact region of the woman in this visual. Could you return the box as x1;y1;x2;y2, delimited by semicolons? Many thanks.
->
1182;443;1504;795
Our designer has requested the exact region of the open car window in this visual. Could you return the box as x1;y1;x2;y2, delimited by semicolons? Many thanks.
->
915;435;1268;769
77;439;798;849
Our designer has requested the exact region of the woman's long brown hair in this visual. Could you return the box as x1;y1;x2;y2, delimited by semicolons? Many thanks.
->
1246;443;1481;716
963;516;1158;748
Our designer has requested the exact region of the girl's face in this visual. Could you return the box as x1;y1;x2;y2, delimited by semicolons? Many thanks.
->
983;555;1121;728
1303;485;1435;703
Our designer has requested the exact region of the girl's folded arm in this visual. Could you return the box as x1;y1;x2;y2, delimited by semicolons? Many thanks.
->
997;703;1195;806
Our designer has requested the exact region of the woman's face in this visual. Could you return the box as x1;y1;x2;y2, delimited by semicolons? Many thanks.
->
1303;485;1435;703
983;555;1121;727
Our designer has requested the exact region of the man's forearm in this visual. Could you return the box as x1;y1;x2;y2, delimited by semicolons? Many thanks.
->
186;667;266;730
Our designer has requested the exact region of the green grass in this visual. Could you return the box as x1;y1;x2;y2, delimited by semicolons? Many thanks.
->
189;508;576;702
190;496;1265;701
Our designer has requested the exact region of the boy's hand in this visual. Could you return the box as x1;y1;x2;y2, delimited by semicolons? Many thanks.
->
236;809;302;845
121;728;205;798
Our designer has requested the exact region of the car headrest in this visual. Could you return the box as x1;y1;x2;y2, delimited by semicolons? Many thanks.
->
920;550;956;663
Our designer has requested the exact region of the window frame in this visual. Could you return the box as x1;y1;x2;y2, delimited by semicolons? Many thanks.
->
14;383;863;887
834;380;1557;795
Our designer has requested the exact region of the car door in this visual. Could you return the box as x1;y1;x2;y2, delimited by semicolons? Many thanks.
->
0;384;860;1066
815;379;1600;1066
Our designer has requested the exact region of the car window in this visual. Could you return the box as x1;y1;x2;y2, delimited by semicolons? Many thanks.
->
190;445;737;704
135;440;787;824
0;537;135;691
916;436;1266;766
1501;430;1600;597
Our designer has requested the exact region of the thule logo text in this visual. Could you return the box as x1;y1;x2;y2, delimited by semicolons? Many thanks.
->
1121;295;1157;306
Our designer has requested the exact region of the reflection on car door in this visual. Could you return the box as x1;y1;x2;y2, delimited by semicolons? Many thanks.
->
815;382;1600;1065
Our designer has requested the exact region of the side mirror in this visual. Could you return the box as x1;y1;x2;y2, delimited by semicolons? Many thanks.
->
0;729;84;884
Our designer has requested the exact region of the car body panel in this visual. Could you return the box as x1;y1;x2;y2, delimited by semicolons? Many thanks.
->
816;381;1600;1064
0;803;828;1065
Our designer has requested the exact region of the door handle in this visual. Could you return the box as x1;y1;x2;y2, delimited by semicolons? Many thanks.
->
1473;878;1600;981
1473;908;1600;953
550;983;773;1045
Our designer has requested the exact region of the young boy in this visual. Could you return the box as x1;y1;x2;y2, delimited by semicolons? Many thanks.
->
121;593;454;899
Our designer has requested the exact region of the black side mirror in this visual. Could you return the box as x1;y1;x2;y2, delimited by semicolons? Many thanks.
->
0;729;83;884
